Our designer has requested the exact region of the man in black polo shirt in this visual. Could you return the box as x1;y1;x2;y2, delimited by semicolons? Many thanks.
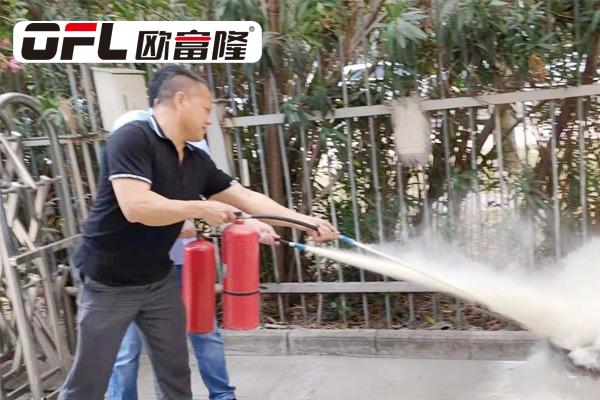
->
59;65;338;400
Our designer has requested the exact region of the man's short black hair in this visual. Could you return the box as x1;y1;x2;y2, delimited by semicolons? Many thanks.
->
148;65;210;107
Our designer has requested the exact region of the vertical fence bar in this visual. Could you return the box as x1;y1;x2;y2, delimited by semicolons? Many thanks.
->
396;162;415;324
545;0;560;260
41;105;77;238
549;101;562;260
574;0;588;242
435;0;459;324
80;139;96;198
270;74;307;323
80;65;99;197
493;106;507;269
494;108;506;209
361;49;385;242
248;78;271;197
225;64;245;179
438;73;454;224
396;163;409;241
361;37;390;327
526;113;535;268
577;97;588;241
314;51;341;326
203;64;227;301
339;35;370;327
299;118;323;324
520;102;535;269
247;75;285;322
331;235;348;327
468;106;480;247
39;249;69;372
65;140;88;224
422;166;432;230
442;111;454;220
92;134;102;173
298;125;313;214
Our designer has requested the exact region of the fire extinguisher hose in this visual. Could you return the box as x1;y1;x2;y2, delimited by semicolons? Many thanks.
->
233;212;320;232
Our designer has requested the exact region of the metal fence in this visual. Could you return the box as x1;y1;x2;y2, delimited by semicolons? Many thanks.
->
218;76;600;329
2;69;599;334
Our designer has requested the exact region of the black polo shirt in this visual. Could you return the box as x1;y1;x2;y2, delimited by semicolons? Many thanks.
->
73;117;235;286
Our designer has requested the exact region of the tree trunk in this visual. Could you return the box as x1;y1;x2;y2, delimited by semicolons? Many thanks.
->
262;77;288;282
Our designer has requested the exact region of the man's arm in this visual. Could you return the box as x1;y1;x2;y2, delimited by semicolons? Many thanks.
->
209;183;339;241
112;178;238;226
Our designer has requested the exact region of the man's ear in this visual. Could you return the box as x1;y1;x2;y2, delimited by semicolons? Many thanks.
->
173;91;186;109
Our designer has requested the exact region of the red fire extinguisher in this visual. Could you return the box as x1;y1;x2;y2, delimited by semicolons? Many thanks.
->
222;220;260;330
182;238;216;334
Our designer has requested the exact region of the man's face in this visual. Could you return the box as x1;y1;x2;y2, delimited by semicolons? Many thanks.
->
178;83;213;141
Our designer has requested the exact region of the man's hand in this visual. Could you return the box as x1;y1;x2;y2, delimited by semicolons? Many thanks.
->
196;201;238;227
301;216;339;242
179;219;197;239
245;219;280;245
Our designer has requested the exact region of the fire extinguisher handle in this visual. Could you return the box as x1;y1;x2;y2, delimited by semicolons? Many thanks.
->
202;233;222;239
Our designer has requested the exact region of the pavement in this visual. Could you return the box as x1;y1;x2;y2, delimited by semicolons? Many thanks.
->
139;354;528;400
138;353;600;400
136;330;600;400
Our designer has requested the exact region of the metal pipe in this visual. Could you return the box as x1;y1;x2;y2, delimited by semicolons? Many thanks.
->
225;64;245;179
269;73;308;323
435;0;459;323
494;107;506;209
573;0;588;241
327;153;346;326
361;35;390;327
550;101;561;260
577;97;588;241
338;35;369;327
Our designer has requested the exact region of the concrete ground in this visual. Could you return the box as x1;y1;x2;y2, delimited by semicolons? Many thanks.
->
134;330;600;399
138;354;526;400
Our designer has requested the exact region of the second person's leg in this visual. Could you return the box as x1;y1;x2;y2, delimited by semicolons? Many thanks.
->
173;264;236;400
107;323;144;400
189;329;236;400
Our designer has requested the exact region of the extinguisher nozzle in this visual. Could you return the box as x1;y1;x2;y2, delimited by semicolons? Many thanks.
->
294;242;307;251
276;239;307;252
338;235;355;246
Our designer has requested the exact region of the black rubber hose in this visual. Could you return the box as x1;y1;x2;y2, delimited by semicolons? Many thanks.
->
234;212;319;231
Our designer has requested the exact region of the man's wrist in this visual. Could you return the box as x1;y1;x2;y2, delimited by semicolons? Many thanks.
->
184;200;205;220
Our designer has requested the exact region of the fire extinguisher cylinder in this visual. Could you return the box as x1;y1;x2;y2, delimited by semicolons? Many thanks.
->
222;220;260;330
182;238;216;333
